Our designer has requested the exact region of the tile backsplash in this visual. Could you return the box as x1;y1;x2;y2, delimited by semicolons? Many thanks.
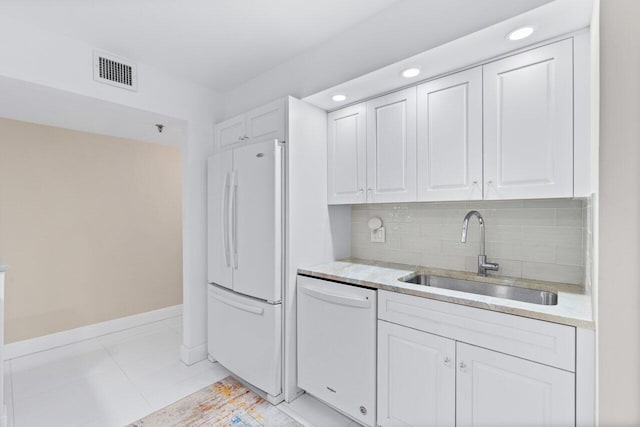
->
351;199;589;285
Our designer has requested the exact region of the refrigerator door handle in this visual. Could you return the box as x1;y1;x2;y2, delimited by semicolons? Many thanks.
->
231;171;239;269
213;290;264;315
222;172;231;267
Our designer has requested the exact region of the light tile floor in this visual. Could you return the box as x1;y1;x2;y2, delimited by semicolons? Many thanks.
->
4;316;355;427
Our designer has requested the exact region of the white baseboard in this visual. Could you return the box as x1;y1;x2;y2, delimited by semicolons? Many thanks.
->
180;342;207;365
4;304;183;360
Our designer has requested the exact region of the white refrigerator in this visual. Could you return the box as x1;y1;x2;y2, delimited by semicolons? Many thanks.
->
207;139;284;400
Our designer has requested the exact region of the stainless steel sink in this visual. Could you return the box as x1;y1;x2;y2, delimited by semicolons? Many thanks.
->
400;274;558;306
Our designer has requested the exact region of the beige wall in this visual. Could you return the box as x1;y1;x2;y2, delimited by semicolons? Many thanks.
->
599;0;640;424
0;118;183;343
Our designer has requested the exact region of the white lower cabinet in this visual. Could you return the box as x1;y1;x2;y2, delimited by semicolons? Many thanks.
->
377;320;455;427
456;342;575;427
377;290;577;427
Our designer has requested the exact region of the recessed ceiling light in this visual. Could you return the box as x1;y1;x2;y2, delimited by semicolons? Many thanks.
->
332;94;347;102
507;26;535;41
401;68;421;78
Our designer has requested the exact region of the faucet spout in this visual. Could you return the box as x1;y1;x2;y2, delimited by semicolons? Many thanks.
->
461;210;498;276
461;210;485;255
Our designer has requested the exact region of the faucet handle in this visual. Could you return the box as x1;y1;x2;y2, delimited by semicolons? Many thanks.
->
481;261;499;271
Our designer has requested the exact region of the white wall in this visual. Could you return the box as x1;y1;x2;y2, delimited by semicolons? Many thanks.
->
222;0;550;117
598;0;640;424
0;15;223;363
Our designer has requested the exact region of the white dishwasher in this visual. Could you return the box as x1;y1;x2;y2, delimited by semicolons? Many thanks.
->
297;275;377;427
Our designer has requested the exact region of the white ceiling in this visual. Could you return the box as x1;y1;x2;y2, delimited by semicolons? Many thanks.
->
0;0;551;92
0;76;186;146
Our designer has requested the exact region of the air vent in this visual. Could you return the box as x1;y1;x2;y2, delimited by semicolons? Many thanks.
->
93;50;137;91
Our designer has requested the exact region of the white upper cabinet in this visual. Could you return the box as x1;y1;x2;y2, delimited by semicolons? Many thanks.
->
216;114;246;148
378;320;456;427
456;342;575;427
483;39;574;199
327;104;367;204
417;67;483;201
215;98;285;149
366;88;417;203
245;98;286;143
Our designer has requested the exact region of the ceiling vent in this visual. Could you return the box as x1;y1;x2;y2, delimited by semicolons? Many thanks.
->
93;50;137;91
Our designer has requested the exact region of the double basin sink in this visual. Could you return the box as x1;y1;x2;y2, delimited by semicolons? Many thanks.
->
400;273;558;306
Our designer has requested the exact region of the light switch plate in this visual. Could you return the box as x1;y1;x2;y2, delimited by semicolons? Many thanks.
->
370;227;386;243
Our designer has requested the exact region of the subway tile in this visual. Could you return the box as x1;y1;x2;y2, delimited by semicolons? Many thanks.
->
518;243;557;264
442;240;482;257
556;245;585;266
382;248;421;266
466;200;523;209
490;208;556;226
352;199;588;284
421;253;467;271
404;236;442;254
521;226;583;246
413;201;468;210
418;209;470;224
556;208;583;227
485;226;523;243
351;245;383;261
420;223;469;241
521;262;585;285
522;199;584;209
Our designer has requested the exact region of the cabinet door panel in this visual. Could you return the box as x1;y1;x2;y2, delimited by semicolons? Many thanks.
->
483;39;573;199
417;67;482;201
245;98;285;143
456;342;575;427
216;114;246;148
378;320;455;427
366;88;417;202
327;104;367;204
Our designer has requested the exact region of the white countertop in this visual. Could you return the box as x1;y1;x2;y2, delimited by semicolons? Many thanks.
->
298;259;594;329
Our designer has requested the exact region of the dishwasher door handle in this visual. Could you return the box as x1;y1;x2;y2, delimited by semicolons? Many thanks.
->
300;285;371;308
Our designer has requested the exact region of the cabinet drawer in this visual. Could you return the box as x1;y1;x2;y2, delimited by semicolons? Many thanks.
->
378;290;575;371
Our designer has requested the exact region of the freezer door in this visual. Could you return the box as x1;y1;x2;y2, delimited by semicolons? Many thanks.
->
207;151;233;289
207;285;282;397
231;140;283;302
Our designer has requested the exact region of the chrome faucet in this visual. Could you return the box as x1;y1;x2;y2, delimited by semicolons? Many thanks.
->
461;211;499;277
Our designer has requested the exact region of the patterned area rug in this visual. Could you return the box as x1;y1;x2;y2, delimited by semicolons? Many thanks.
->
127;376;302;426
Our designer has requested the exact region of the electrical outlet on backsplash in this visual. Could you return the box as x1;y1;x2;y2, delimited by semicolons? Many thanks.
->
351;198;590;286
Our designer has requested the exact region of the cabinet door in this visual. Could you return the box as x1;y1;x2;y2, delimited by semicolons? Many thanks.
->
483;39;573;199
378;320;455;427
366;88;417;203
327;103;367;204
245;98;285;143
216;114;246;148
456;342;575;427
417;67;483;201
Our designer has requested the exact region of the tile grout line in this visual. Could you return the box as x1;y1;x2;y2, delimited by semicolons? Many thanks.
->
95;323;158;412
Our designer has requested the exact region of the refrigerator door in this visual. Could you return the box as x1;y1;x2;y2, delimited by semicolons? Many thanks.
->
207;151;233;289
231;140;283;302
207;284;282;397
